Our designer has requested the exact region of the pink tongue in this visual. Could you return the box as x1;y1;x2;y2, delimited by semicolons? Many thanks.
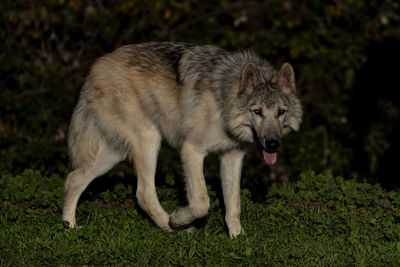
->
263;150;277;165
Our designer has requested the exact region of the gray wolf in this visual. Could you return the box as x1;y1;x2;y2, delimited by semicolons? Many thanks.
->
62;42;303;237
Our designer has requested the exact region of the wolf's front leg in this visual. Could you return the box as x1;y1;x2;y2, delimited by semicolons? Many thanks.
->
220;149;246;237
169;142;209;229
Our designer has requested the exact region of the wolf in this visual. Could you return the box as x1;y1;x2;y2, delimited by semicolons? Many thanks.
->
62;42;302;237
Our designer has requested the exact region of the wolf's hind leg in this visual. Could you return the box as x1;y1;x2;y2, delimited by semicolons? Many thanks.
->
132;126;172;232
169;142;209;228
62;142;123;227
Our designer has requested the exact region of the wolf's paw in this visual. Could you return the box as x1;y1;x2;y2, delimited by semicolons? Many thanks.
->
184;226;197;233
62;220;79;231
168;216;193;231
64;225;82;232
227;221;244;238
229;228;245;238
160;223;173;233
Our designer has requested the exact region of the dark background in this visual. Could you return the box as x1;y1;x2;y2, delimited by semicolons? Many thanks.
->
1;0;399;198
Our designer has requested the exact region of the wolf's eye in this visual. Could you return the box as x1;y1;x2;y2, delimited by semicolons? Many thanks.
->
253;109;262;116
278;109;287;116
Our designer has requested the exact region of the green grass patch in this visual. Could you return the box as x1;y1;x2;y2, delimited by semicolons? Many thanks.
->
1;169;400;265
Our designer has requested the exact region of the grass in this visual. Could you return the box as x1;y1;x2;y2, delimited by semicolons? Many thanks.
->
1;169;400;265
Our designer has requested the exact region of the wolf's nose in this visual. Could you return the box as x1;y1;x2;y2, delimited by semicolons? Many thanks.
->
265;140;280;152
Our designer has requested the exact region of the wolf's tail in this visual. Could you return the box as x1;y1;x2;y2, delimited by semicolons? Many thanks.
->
67;95;101;169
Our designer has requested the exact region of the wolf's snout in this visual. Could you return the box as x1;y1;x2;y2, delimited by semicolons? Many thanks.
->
265;140;280;152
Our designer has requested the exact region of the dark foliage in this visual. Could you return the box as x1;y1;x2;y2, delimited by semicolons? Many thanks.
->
1;0;400;192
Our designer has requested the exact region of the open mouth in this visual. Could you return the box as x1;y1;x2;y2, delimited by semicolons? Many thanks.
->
262;150;277;165
251;129;279;166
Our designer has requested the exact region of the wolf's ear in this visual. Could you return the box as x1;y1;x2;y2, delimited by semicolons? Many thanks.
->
239;63;264;95
276;63;296;94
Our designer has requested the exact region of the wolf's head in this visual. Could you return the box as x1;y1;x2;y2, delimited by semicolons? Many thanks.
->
227;62;303;165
